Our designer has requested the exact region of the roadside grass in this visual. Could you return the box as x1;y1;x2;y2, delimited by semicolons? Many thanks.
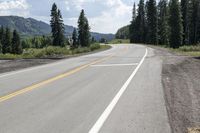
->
170;45;200;57
0;43;111;59
148;44;200;57
108;39;130;44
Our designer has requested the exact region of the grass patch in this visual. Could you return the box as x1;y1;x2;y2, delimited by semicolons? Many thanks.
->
171;45;200;57
108;39;130;44
0;43;111;59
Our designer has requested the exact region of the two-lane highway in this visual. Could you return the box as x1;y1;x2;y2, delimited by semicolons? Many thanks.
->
0;44;171;133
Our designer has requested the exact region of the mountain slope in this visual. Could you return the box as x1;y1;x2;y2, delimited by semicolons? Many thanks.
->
115;25;130;39
0;16;114;41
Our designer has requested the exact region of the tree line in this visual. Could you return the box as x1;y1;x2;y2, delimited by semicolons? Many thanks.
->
0;27;22;54
129;0;200;48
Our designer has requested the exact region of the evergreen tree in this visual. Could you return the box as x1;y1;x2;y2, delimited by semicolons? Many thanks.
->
158;0;170;45
72;28;78;48
134;0;146;43
78;9;91;47
57;9;65;47
50;3;65;47
188;0;200;44
181;0;190;45
12;30;22;54
2;27;12;54
169;0;183;48
0;26;4;53
146;0;158;44
130;3;136;43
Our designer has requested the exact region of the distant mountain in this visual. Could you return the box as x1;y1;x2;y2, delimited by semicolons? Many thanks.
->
0;16;114;41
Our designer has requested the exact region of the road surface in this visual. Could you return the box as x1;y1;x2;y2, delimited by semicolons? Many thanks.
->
0;44;171;133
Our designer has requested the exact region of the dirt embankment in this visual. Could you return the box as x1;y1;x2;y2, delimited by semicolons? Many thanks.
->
152;46;200;133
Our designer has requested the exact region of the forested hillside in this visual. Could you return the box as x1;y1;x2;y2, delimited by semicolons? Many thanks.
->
0;16;114;41
115;25;129;39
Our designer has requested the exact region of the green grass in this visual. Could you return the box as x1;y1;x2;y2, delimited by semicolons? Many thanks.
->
107;39;130;44
0;43;111;59
171;45;200;57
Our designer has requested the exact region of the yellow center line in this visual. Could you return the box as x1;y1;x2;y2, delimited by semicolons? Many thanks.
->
0;55;113;103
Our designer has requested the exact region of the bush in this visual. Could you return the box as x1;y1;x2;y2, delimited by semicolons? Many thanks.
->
90;43;101;51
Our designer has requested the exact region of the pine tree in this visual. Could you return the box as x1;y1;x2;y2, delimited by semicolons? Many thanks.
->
12;30;22;54
181;0;190;45
158;0;170;45
169;0;183;48
130;3;136;43
50;3;65;47
134;0;146;43
57;9;65;47
0;26;4;53
78;9;91;47
188;0;199;44
72;28;77;48
146;0;158;44
2;27;12;54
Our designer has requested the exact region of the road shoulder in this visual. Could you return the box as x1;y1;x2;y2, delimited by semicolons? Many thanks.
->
150;46;200;133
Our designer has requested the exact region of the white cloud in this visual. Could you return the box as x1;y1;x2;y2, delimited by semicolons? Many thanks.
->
0;0;30;17
89;0;132;33
65;0;96;10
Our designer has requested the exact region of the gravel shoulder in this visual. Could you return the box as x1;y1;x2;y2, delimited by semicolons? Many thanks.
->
150;46;200;133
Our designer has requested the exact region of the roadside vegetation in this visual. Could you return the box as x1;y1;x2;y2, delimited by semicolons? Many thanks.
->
113;0;200;56
107;39;130;44
0;3;106;59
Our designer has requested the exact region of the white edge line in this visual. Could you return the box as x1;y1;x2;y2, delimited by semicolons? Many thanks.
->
88;48;148;133
91;63;139;67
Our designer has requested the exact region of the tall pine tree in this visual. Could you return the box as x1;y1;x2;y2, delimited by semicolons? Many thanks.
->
0;26;4;53
134;0;146;43
50;3;65;47
72;28;78;48
158;0;170;45
130;3;136;43
169;0;183;48
2;27;12;54
146;0;158;44
188;0;199;44
78;9;90;47
181;0;190;45
12;30;22;54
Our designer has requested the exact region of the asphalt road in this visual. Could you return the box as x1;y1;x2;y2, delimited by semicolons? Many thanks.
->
0;44;171;133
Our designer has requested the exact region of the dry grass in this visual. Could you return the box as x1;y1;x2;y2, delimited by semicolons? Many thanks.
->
188;127;200;133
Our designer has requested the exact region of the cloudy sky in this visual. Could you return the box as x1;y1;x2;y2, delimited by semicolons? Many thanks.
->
0;0;140;33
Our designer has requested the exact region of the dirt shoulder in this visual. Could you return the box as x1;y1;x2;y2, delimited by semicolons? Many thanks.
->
150;45;200;133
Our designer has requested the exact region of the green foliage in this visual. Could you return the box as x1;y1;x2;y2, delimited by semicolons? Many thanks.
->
50;3;65;47
12;30;22;54
158;0;170;46
2;27;12;54
108;39;130;44
132;0;146;43
146;0;158;44
78;9;91;47
72;28;78;49
0;43;107;59
169;0;183;48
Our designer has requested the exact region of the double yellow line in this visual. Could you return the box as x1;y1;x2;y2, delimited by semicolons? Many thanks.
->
0;55;113;103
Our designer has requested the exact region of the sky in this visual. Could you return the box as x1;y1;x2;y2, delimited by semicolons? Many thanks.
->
0;0;140;33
